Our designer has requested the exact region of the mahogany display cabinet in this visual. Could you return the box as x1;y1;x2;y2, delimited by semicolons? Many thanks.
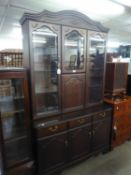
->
20;10;113;175
0;68;34;175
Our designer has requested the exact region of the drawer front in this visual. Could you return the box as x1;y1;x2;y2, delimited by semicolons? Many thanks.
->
68;116;91;129
36;123;67;137
93;110;111;121
114;103;126;116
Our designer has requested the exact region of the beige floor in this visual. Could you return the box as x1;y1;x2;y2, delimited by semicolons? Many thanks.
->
61;141;131;175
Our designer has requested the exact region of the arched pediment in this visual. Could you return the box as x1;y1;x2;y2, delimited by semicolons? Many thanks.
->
20;10;109;33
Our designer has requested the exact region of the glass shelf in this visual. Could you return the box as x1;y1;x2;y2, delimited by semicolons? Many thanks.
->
1;109;24;118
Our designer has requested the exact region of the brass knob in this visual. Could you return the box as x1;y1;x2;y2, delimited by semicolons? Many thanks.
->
77;118;85;124
48;125;58;132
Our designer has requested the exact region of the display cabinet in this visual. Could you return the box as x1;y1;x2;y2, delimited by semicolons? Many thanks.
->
0;69;34;175
20;10;111;175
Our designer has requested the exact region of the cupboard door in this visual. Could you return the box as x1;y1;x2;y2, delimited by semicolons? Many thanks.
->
62;26;86;73
31;22;61;118
62;74;85;112
37;133;67;174
68;124;91;161
0;72;32;168
87;31;106;106
92;118;111;151
88;31;106;64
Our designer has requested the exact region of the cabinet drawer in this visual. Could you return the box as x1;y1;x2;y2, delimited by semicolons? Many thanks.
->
68;116;91;129
93;110;111;121
36;123;67;137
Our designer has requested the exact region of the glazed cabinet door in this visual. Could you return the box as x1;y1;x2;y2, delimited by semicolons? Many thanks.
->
37;133;67;174
92;117;111;151
31;22;61;119
68;124;91;161
62;26;86;73
87;31;107;106
62;74;85;112
0;71;32;169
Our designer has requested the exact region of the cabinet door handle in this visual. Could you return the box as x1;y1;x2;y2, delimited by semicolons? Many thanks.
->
88;131;92;137
65;140;68;147
48;125;58;132
77;118;85;124
93;130;95;136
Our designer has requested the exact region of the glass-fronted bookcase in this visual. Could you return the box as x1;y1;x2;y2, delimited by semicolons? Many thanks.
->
0;68;34;175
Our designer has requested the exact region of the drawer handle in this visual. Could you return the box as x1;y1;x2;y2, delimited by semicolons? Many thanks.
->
77;118;85;124
99;112;106;117
48;125;58;132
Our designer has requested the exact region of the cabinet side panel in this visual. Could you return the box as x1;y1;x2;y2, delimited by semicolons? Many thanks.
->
22;20;30;68
105;63;115;92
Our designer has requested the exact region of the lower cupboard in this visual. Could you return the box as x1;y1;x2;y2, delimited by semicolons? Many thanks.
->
35;107;112;175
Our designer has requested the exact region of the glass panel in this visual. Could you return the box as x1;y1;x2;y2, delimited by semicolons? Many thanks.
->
5;137;30;167
88;33;105;104
64;30;84;71
89;33;106;68
32;25;59;114
89;86;103;103
0;79;26;140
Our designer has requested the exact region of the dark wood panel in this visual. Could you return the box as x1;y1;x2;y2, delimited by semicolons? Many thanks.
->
92;118;111;151
105;63;128;95
62;74;85;112
68;124;91;160
37;133;67;173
